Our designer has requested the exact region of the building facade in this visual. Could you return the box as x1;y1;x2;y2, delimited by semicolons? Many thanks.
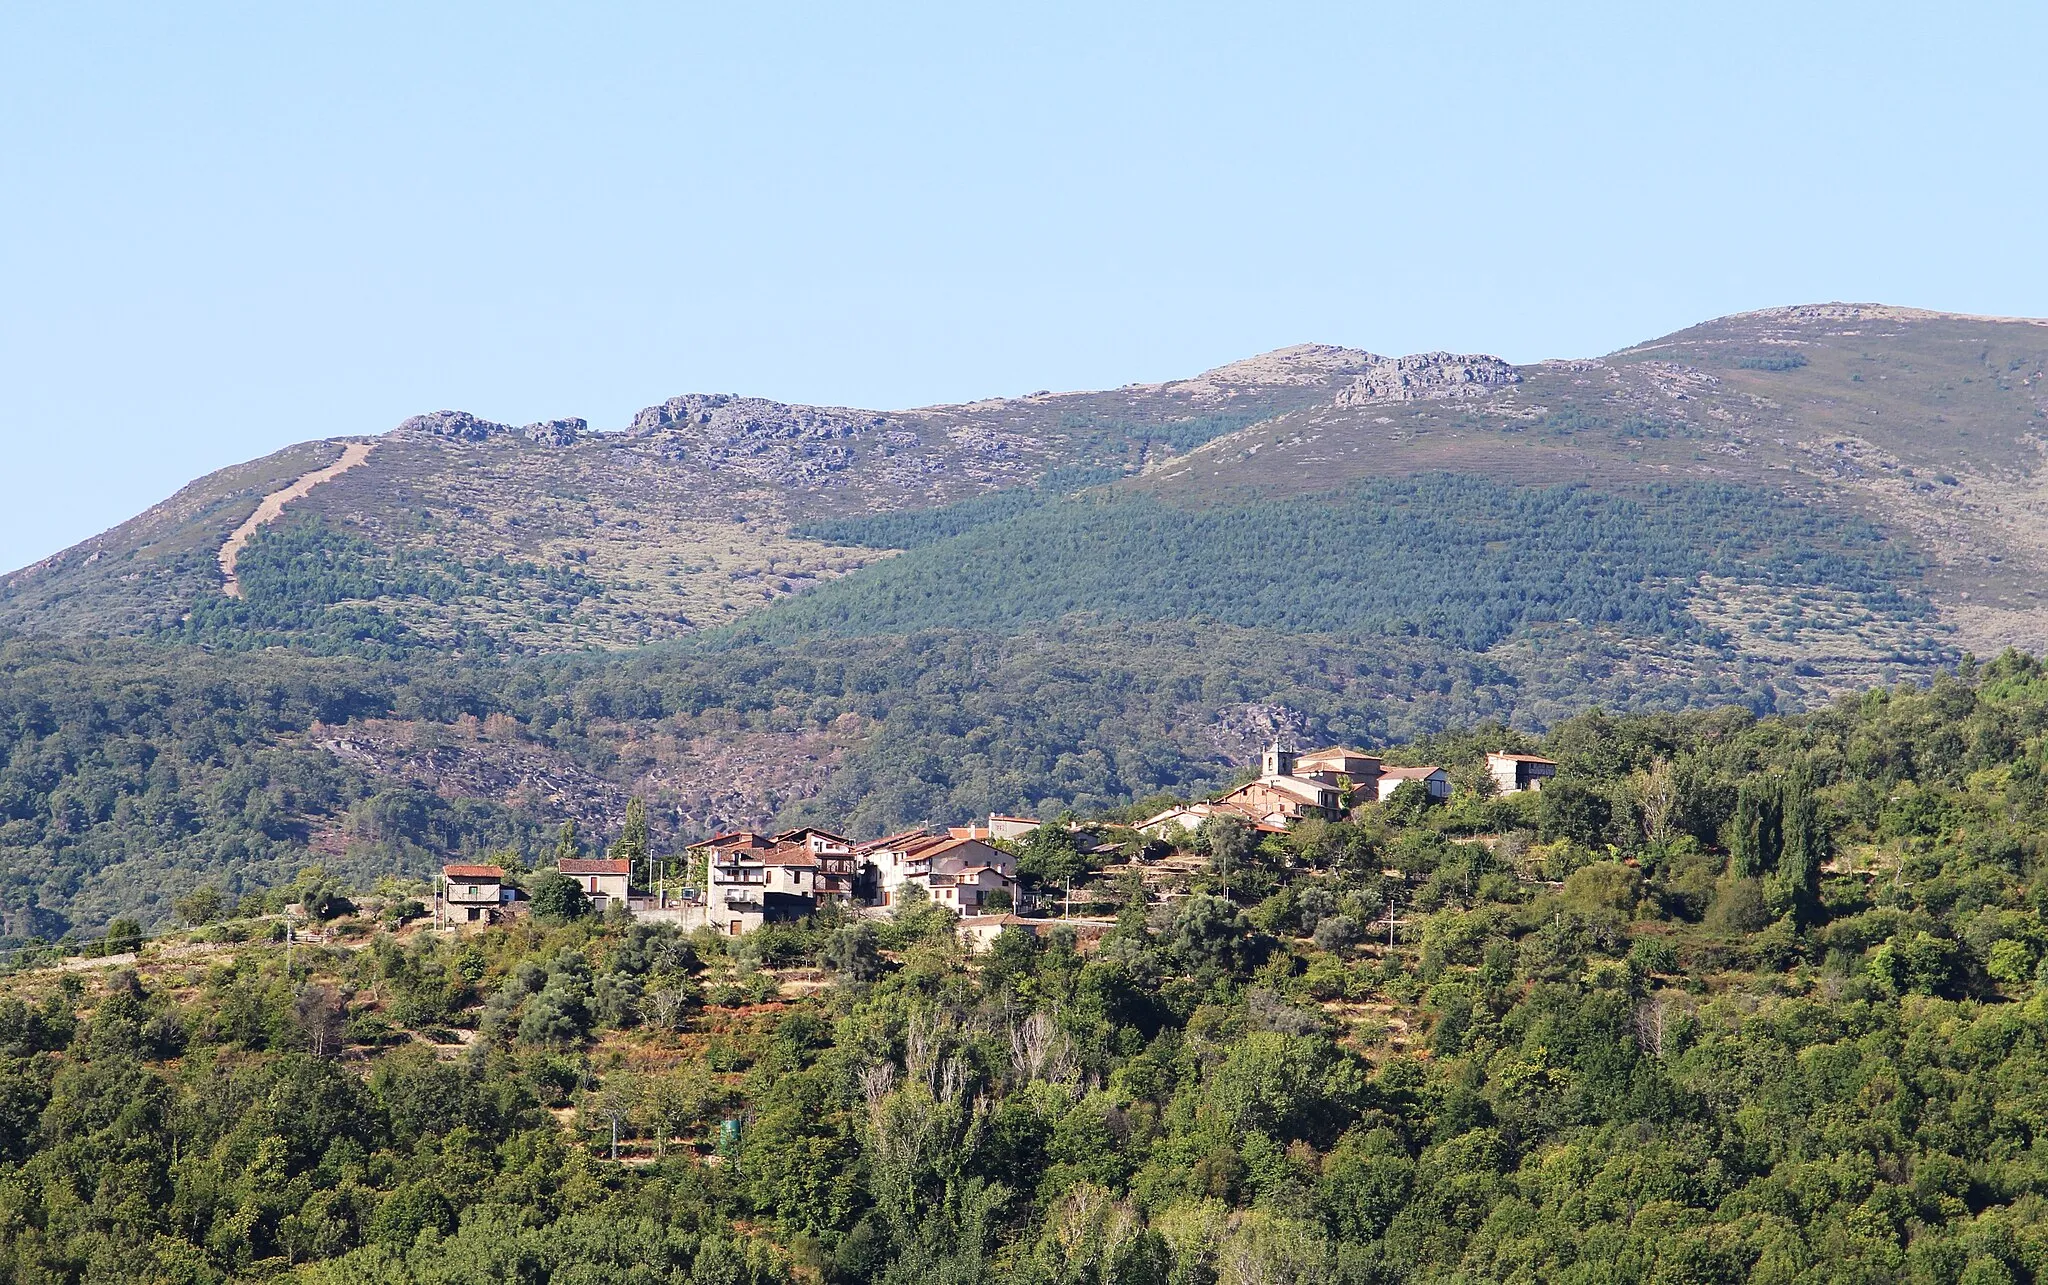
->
437;863;509;926
1487;753;1558;793
556;858;632;911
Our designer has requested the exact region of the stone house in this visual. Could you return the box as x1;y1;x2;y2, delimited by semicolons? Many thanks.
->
557;858;632;912
1487;753;1558;793
1209;742;1343;826
437;863;510;926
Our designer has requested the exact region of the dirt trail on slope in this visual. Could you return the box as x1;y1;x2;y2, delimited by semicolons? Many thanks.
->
218;441;375;597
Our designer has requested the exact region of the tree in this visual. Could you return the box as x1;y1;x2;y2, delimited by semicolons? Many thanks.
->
585;1074;641;1160
1771;769;1826;926
1197;815;1255;898
102;917;143;955
1312;914;1363;953
1018;824;1090;910
529;873;591;923
553;819;581;866
821;923;884;983
611;797;650;873
301;880;356;922
173;886;228;927
1538;780;1612;847
1383;780;1434;827
1728;778;1784;879
1171;894;1261;979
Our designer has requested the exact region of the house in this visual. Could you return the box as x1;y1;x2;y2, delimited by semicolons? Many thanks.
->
437;863;512;926
987;814;1043;841
1487;753;1558;794
859;831;1018;912
1136;801;1268;839
1293;746;1384;797
1375;765;1452;802
557;858;632;911
1209;741;1343;827
705;841;823;935
957;913;1050;953
777;828;863;906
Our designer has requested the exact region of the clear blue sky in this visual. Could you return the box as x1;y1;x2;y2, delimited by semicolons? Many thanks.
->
4;2;2044;573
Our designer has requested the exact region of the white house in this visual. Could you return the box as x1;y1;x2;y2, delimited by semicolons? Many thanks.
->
1487;753;1558;793
557;858;632;911
1375;765;1452;802
859;831;1018;911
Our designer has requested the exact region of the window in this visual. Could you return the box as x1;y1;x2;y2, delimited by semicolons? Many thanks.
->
467;885;480;898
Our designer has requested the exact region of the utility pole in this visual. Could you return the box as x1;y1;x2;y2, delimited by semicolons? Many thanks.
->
285;919;295;980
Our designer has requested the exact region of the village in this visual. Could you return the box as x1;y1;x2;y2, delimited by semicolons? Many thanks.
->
434;745;1559;947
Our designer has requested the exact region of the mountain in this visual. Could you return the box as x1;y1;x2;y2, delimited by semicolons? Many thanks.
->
8;304;2046;659
3;303;2047;933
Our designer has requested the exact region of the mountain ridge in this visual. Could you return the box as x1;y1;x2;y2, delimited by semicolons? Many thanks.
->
5;302;2048;931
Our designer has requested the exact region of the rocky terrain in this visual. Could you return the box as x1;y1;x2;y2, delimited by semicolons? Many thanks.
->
7;304;2048;929
9;305;2048;662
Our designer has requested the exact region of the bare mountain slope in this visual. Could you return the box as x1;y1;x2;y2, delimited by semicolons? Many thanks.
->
5;304;2047;660
0;353;1375;648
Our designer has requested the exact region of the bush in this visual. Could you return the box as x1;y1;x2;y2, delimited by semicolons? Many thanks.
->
102;917;144;955
528;874;591;923
820;923;884;983
1313;914;1364;953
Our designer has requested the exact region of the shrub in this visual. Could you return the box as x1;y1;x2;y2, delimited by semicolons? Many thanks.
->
528;874;591;923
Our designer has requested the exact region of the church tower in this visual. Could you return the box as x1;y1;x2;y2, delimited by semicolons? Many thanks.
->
1261;739;1297;779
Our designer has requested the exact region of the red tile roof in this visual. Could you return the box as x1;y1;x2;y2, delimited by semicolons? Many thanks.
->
686;831;774;850
444;864;504;879
856;828;937;855
558;859;631;875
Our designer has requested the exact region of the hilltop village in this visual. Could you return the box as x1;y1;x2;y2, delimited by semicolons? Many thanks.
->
433;746;1559;943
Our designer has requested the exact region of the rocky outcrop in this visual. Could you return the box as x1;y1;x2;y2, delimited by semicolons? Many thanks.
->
521;417;586;445
1329;353;1521;405
393;410;585;444
625;394;904;487
628;393;893;438
1183;344;1387;391
395;410;507;440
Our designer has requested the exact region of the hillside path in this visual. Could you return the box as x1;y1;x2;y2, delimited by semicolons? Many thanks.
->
218;441;375;597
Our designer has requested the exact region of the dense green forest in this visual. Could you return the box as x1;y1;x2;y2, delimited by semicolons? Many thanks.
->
6;652;2048;1282
0;608;1852;939
160;518;604;659
751;476;1935;651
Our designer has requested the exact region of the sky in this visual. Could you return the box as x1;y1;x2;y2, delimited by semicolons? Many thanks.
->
3;1;2045;573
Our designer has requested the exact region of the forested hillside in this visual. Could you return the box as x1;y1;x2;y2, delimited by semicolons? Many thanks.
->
0;606;1930;940
773;474;1934;652
8;653;2048;1282
2;303;2046;933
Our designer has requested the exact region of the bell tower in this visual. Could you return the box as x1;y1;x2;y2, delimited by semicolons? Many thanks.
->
1261;739;1297;778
